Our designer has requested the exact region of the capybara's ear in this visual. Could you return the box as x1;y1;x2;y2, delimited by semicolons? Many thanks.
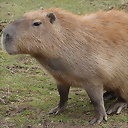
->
47;13;56;24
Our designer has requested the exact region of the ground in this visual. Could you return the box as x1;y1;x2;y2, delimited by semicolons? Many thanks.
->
0;0;128;128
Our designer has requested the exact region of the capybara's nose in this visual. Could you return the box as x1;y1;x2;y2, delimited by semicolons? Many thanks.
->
5;33;12;40
6;33;10;38
2;31;13;43
1;25;16;54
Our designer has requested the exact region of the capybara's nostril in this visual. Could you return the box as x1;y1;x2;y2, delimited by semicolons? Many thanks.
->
6;33;11;39
4;33;12;41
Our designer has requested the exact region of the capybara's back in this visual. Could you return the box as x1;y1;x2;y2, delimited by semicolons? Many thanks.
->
1;8;128;124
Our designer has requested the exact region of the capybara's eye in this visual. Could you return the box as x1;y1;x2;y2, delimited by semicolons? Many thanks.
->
32;22;42;26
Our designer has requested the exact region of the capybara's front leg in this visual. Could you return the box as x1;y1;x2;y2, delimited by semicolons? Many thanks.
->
48;83;70;115
85;84;107;124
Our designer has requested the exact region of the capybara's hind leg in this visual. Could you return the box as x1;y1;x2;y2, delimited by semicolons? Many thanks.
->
48;83;70;115
85;84;107;124
107;97;127;115
103;91;116;102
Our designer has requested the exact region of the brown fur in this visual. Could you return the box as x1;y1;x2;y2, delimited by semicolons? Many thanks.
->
24;9;128;100
1;8;128;123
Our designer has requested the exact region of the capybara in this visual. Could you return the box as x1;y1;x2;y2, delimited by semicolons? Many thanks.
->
1;8;128;124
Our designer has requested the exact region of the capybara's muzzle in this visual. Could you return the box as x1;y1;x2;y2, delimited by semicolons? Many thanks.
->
1;20;20;54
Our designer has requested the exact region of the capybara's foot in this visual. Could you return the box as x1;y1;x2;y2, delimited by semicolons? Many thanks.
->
107;98;127;115
48;103;67;115
89;113;107;124
85;84;107;124
48;83;70;115
103;91;116;102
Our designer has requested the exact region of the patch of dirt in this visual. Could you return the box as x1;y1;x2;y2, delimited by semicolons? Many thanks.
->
0;101;127;128
31;123;95;128
5;63;42;75
0;97;10;105
5;104;36;116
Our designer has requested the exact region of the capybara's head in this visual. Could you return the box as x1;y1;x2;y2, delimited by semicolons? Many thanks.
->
1;9;61;55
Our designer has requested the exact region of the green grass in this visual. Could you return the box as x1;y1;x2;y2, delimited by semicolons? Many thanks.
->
0;0;128;128
0;0;124;22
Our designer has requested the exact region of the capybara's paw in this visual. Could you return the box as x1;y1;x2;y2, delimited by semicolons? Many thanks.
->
48;105;66;115
107;99;127;115
89;114;107;124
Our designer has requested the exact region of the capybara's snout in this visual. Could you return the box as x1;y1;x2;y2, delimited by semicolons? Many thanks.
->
1;20;22;54
2;27;13;45
2;26;16;54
